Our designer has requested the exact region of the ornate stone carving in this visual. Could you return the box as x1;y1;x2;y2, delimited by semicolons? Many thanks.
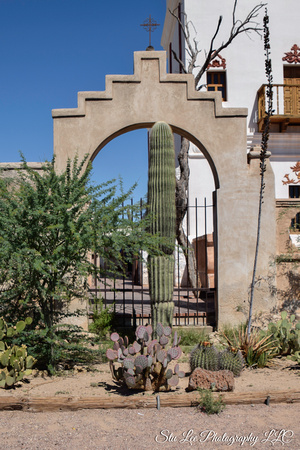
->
282;45;300;64
207;53;226;70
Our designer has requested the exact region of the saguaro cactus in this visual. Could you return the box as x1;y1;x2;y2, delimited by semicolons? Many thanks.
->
147;121;176;331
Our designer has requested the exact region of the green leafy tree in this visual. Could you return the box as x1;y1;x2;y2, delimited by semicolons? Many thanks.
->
0;155;160;331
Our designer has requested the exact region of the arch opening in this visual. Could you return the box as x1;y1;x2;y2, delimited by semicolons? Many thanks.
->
90;123;220;191
90;123;218;305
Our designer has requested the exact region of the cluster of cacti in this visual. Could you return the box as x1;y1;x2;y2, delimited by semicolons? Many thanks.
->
219;348;244;376
147;122;176;331
190;342;244;376
106;323;184;391
266;311;300;356
190;343;219;372
0;317;36;388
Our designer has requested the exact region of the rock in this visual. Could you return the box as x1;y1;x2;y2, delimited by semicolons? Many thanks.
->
187;368;234;392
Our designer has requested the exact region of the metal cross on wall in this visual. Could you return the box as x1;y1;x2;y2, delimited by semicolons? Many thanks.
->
140;15;160;48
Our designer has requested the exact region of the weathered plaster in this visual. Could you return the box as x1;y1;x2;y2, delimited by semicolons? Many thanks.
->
52;51;277;327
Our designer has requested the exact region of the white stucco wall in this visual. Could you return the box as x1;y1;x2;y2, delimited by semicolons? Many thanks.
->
162;0;300;202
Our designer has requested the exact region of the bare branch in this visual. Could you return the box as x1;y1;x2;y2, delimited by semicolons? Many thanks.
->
171;49;187;74
169;7;199;75
194;15;223;88
169;1;267;88
168;0;267;297
195;2;266;86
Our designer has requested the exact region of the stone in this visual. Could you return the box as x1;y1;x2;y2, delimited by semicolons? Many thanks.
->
187;368;234;392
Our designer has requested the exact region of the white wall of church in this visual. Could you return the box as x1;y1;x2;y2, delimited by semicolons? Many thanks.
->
162;0;300;203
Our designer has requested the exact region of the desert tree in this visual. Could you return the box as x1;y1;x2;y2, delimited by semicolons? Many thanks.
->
0;155;161;330
169;0;266;292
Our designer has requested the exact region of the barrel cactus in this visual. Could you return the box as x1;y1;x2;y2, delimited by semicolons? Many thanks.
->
147;121;176;331
219;348;244;376
190;343;219;372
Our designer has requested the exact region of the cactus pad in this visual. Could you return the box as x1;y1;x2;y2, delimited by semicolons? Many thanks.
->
159;335;169;347
146;325;153;336
124;374;137;389
167;374;179;387
156;323;164;337
167;347;179;360
165;368;173;379
110;332;119;342
135;364;143;375
164;326;172;336
136;325;147;340
123;358;135;370
106;348;118;361
157;350;166;363
107;324;183;393
134;355;148;370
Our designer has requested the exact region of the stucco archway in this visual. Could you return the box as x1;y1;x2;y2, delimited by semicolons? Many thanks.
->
52;51;276;327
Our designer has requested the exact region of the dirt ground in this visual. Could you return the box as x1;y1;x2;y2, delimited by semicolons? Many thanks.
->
0;357;299;449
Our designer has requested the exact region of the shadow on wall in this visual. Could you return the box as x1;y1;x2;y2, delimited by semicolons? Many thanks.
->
276;259;300;315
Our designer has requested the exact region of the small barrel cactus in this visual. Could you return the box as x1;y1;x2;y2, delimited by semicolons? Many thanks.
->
190;343;219;372
219;348;244;376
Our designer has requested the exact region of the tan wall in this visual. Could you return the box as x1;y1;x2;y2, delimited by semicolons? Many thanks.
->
276;200;300;314
52;51;277;327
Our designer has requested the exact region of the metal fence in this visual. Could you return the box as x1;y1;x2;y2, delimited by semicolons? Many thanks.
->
89;197;216;328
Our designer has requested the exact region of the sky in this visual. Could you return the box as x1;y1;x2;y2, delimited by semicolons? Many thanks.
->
0;0;167;200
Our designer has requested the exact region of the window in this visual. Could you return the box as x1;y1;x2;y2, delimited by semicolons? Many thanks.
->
207;71;227;101
289;185;300;198
290;212;300;232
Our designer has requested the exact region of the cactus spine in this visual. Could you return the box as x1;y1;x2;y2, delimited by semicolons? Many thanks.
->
219;349;244;376
147;122;176;331
190;343;219;372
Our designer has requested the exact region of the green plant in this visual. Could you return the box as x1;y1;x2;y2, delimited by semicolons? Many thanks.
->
219;348;244;376
0;155;164;368
89;298;114;339
288;351;300;364
190;343;219;372
176;328;210;347
0;317;36;388
263;311;300;356
0;155;162;330
147;122;176;331
220;325;275;368
13;324;104;374
197;388;225;415
106;323;184;392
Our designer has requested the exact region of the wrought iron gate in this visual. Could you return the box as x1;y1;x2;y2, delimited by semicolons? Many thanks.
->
89;197;216;328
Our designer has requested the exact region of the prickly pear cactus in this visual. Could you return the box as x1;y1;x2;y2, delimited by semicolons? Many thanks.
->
0;317;36;388
219;348;244;376
190;343;219;372
267;311;300;356
106;323;184;392
147;122;176;332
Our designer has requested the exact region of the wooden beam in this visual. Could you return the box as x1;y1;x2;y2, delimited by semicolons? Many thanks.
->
0;390;299;412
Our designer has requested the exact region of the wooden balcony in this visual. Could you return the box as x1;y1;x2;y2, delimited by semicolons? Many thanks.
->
257;84;300;132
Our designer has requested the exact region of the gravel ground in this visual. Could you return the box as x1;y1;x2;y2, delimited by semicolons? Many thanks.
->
1;404;299;449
